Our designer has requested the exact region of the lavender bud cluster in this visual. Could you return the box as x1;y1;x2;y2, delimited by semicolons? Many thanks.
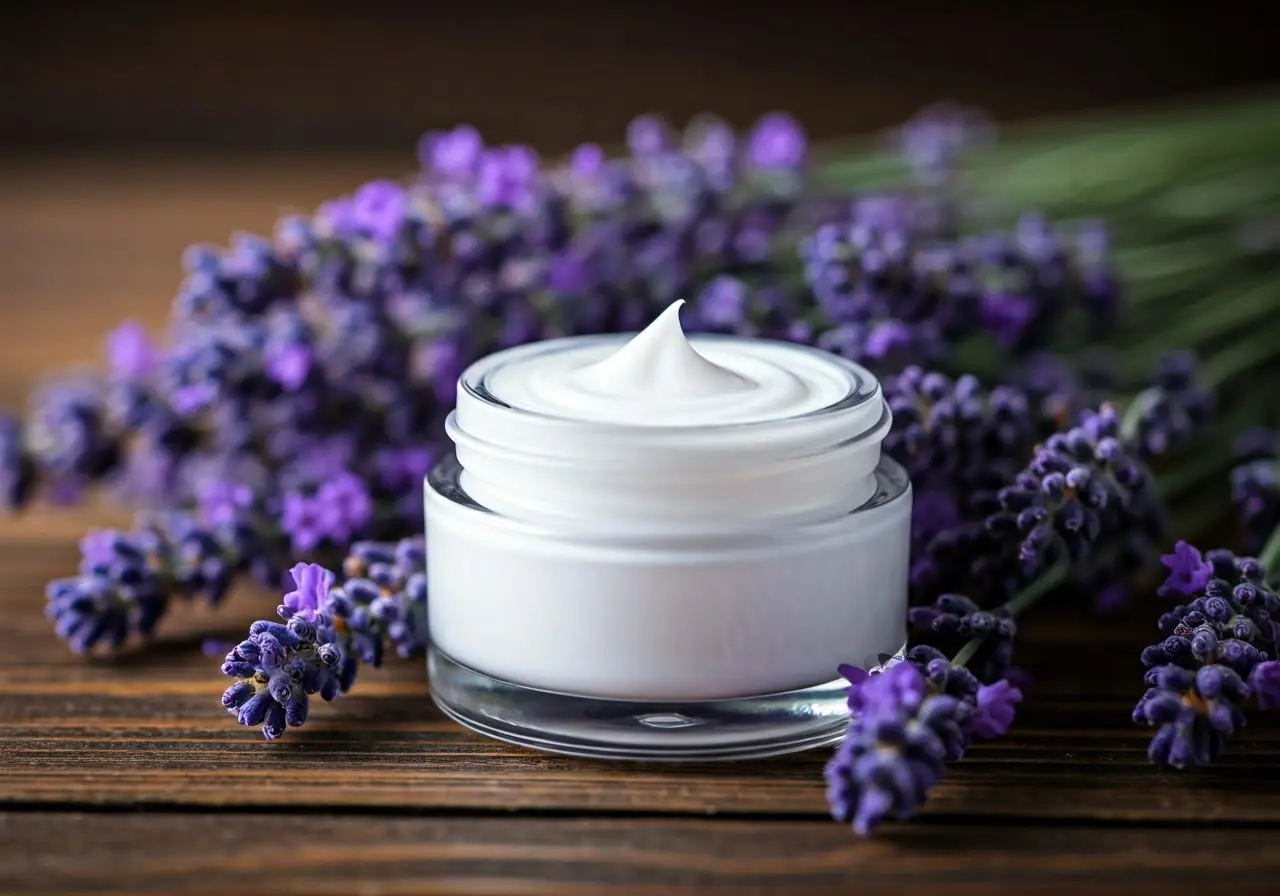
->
797;207;1119;371
220;536;426;739
1122;351;1215;460
991;404;1152;576
45;513;245;653
882;366;1036;561
1133;542;1280;767
825;646;1022;836
1230;428;1279;555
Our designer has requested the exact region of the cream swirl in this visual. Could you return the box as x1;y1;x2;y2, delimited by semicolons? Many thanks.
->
483;301;852;426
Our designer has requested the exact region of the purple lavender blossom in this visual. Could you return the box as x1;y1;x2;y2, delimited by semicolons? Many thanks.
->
45;526;174;652
990;404;1150;575
1249;661;1280;710
1159;541;1214;598
221;542;427;738
744;113;807;173
1074;221;1120;336
824;661;971;836
694;276;749;331
0;413;36;512
971;680;1023;738
1010;351;1116;437
1123;352;1214;459
198;479;254;528
334;536;428;660
477;146;540;212
1133;664;1248;768
836;663;871;712
1230;428;1279;555
897;102;993;182
280;562;335;622
25;380;120;483
1136;546;1280;766
980;293;1035;348
105;321;157;380
626;115;673;158
681;115;736;190
908;593;1016;685
883;367;1034;481
220;615;346;740
316;472;374;543
419;125;485;180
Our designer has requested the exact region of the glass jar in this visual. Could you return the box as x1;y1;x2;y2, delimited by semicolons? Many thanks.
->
425;333;911;760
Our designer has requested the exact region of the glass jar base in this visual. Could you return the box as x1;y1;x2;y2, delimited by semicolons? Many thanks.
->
428;645;905;762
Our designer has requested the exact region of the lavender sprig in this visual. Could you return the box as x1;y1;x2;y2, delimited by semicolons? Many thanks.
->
832;382;1213;835
825;639;1026;837
1230;428;1279;555
220;538;426;739
1133;538;1280;767
0;412;36;512
45;513;244;653
1121;351;1215;460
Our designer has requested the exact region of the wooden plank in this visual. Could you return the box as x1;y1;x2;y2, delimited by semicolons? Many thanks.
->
3;812;1279;895
1;536;1277;821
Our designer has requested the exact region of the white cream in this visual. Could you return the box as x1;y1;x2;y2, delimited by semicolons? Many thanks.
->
485;300;843;426
425;303;912;755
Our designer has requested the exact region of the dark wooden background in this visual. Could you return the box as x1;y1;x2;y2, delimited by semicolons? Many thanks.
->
4;3;1279;154
2;5;1280;894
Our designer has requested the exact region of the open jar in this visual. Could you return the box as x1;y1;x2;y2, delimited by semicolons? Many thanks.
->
425;302;911;760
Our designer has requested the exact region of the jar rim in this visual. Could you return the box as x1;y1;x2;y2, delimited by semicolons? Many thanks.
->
426;451;912;544
458;332;881;436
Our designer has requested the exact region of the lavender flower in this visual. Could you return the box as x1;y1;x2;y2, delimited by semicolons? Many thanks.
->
24;379;120;487
824;661;971;836
908;593;1016;685
1158;541;1214;598
1249;660;1280;710
1230;428;1279;555
824;644;1027;836
105;320;157;381
1133;664;1248;768
1010;351;1117;438
883;367;1034;482
897;102;993;183
338;536;429;659
44;511;252;652
743;113;807;175
221;547;425;738
0;412;36;512
990;404;1150;576
220;615;346;740
1123;352;1214;459
1135;545;1280;766
972;680;1023;739
45;528;170;652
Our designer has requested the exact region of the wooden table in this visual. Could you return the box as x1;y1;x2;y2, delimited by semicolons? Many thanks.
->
2;159;1278;895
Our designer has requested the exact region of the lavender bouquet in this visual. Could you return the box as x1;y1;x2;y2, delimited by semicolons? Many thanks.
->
5;92;1280;836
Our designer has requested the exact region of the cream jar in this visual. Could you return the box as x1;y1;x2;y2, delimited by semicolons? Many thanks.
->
425;301;912;760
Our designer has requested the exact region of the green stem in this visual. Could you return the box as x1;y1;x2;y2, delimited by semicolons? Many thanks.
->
1126;277;1280;361
1200;330;1280;390
1259;525;1280;573
951;559;1072;669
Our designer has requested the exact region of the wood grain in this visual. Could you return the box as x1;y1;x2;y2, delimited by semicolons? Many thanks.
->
2;157;1278;893
5;813;1280;896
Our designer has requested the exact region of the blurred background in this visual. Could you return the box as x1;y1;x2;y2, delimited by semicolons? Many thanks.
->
1;2;1277;412
3;3;1278;156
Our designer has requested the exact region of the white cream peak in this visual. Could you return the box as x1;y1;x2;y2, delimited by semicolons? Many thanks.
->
569;300;751;399
481;299;853;426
